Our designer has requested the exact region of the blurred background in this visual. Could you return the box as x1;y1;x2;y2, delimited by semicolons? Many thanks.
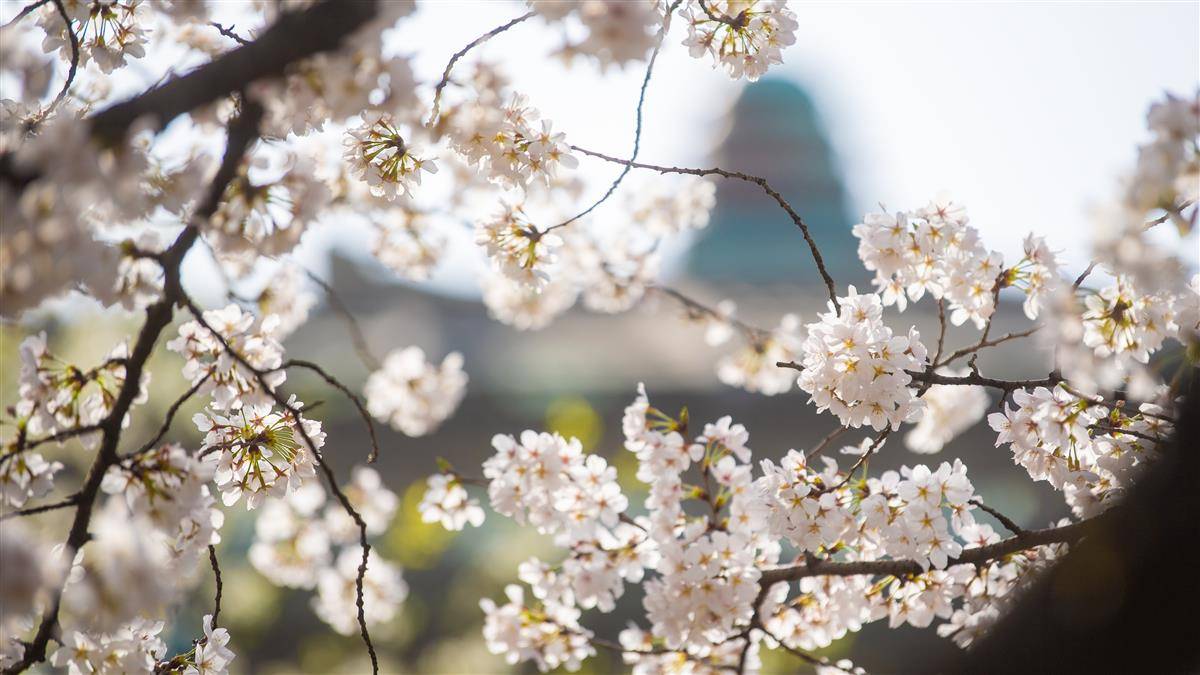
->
2;1;1197;673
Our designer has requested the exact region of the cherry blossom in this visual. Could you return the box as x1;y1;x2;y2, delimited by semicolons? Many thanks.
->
364;346;468;437
796;288;927;430
681;0;798;81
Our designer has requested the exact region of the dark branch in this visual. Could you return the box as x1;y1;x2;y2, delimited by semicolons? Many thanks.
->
209;22;251;46
121;372;211;462
44;0;79;116
0;98;264;675
0;493;79;521
88;0;378;143
970;498;1027;536
937;327;1040;368
208;545;223;626
427;11;534;126
279;358;383;463
2;0;50;28
759;517;1096;586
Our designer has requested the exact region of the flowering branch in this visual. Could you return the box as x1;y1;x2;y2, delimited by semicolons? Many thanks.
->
0;99;263;675
758;517;1096;586
178;296;381;674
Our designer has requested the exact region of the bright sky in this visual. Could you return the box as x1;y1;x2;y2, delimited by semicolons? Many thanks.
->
341;0;1198;294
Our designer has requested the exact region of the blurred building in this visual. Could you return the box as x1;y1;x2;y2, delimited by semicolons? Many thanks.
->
687;78;860;286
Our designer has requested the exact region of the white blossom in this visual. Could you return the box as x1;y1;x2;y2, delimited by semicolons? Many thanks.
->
796;288;927;430
364;347;468;437
419;473;485;531
312;548;407;636
681;0;798;81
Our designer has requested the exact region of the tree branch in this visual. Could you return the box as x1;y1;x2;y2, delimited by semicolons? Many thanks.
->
180;296;380;674
88;0;378;143
2;0;49;28
44;0;80;117
758;517;1095;586
278;358;382;463
545;0;682;232
0;493;79;521
0;97;264;675
427;10;534;127
208;545;223;626
571;145;842;313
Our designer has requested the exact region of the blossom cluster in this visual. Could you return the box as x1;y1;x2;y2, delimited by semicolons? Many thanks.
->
102;443;225;565
988;384;1172;517
166;304;286;410
247;468;407;636
1047;272;1192;399
448;93;578;189
681;0;799;81
344;111;438;201
852;200;1013;327
192;398;322;510
796;288;928;430
364;346;469;437
420;385;1074;672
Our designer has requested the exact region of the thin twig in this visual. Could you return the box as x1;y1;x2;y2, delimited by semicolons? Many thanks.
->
0;493;79;521
970;498;1026;536
208;545;223;626
545;0;682;232
5;423;103;458
426;11;534;127
2;0;50;28
209;22;251;46
830;429;890;491
121;372;211;461
937;327;1040;368
571;145;842;313
303;269;381;371
181;297;380;675
279;358;383;463
652;284;768;344
45;0;80;116
805;426;847;461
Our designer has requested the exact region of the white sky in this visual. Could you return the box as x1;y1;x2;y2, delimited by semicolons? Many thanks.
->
355;0;1199;294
